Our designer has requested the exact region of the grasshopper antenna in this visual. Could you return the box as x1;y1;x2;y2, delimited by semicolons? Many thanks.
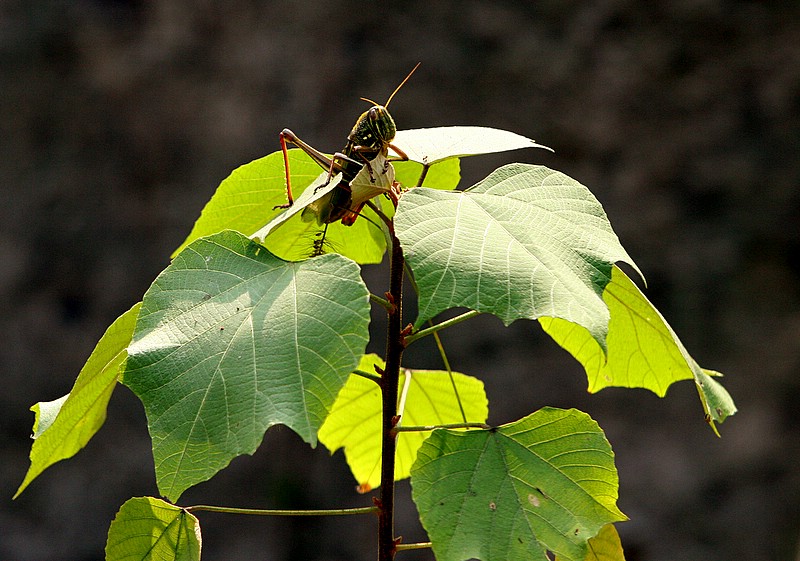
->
385;62;420;108
360;62;421;108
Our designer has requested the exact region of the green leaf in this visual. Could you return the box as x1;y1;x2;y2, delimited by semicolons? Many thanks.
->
123;231;370;500
318;354;488;492
250;168;346;236
172;149;321;258
394;126;552;165
263;200;391;264
411;408;626;561
175;142;461;266
251;155;393;264
14;303;141;499
106;497;201;561
556;524;626;561
173;147;392;264
395;164;640;347
539;266;736;433
694;369;737;434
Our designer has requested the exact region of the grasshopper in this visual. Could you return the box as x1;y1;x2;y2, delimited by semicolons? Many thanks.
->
276;63;419;227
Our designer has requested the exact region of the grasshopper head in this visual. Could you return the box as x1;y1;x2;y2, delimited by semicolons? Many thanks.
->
350;105;397;152
349;64;418;152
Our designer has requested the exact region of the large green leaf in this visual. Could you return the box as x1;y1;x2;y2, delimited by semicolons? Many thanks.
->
172;149;320;258
106;497;201;561
175;143;461;265
395;164;640;347
394;126;551;165
172;148;392;264
540;266;736;433
318;354;488;492
123;230;370;500
411;408;626;561
15;303;141;498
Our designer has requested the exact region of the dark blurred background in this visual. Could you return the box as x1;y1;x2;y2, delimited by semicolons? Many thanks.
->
2;1;799;560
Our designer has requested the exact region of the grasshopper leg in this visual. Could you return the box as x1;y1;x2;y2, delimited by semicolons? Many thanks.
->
315;152;362;194
387;143;409;163
275;129;359;208
274;129;297;210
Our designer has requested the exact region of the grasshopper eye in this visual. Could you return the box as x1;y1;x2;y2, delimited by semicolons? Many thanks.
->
368;107;381;120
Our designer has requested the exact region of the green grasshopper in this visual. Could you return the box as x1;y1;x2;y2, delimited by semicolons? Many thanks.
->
276;63;419;228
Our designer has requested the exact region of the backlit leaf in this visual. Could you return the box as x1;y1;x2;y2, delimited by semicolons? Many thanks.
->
123;231;370;500
318;354;488;491
176;143;461;265
256;154;462;264
15;303;140;498
172;149;320;258
539;266;736;433
252;154;393;263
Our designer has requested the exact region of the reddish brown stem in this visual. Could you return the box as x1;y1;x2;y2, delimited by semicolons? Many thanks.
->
378;228;405;561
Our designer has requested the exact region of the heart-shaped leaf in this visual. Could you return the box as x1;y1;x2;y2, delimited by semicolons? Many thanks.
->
411;407;626;561
123;231;370;500
395;164;640;348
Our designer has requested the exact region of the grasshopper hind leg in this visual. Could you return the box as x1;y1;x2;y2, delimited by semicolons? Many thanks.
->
310;224;331;257
274;129;297;210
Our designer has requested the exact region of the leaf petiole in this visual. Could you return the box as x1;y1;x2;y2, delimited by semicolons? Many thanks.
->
394;422;491;432
370;293;393;311
185;504;378;517
365;199;392;229
404;310;481;345
396;542;433;551
353;368;382;384
430;329;467;424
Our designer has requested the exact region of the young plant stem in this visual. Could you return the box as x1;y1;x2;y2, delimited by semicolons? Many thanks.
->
185;505;378;516
378;228;406;561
